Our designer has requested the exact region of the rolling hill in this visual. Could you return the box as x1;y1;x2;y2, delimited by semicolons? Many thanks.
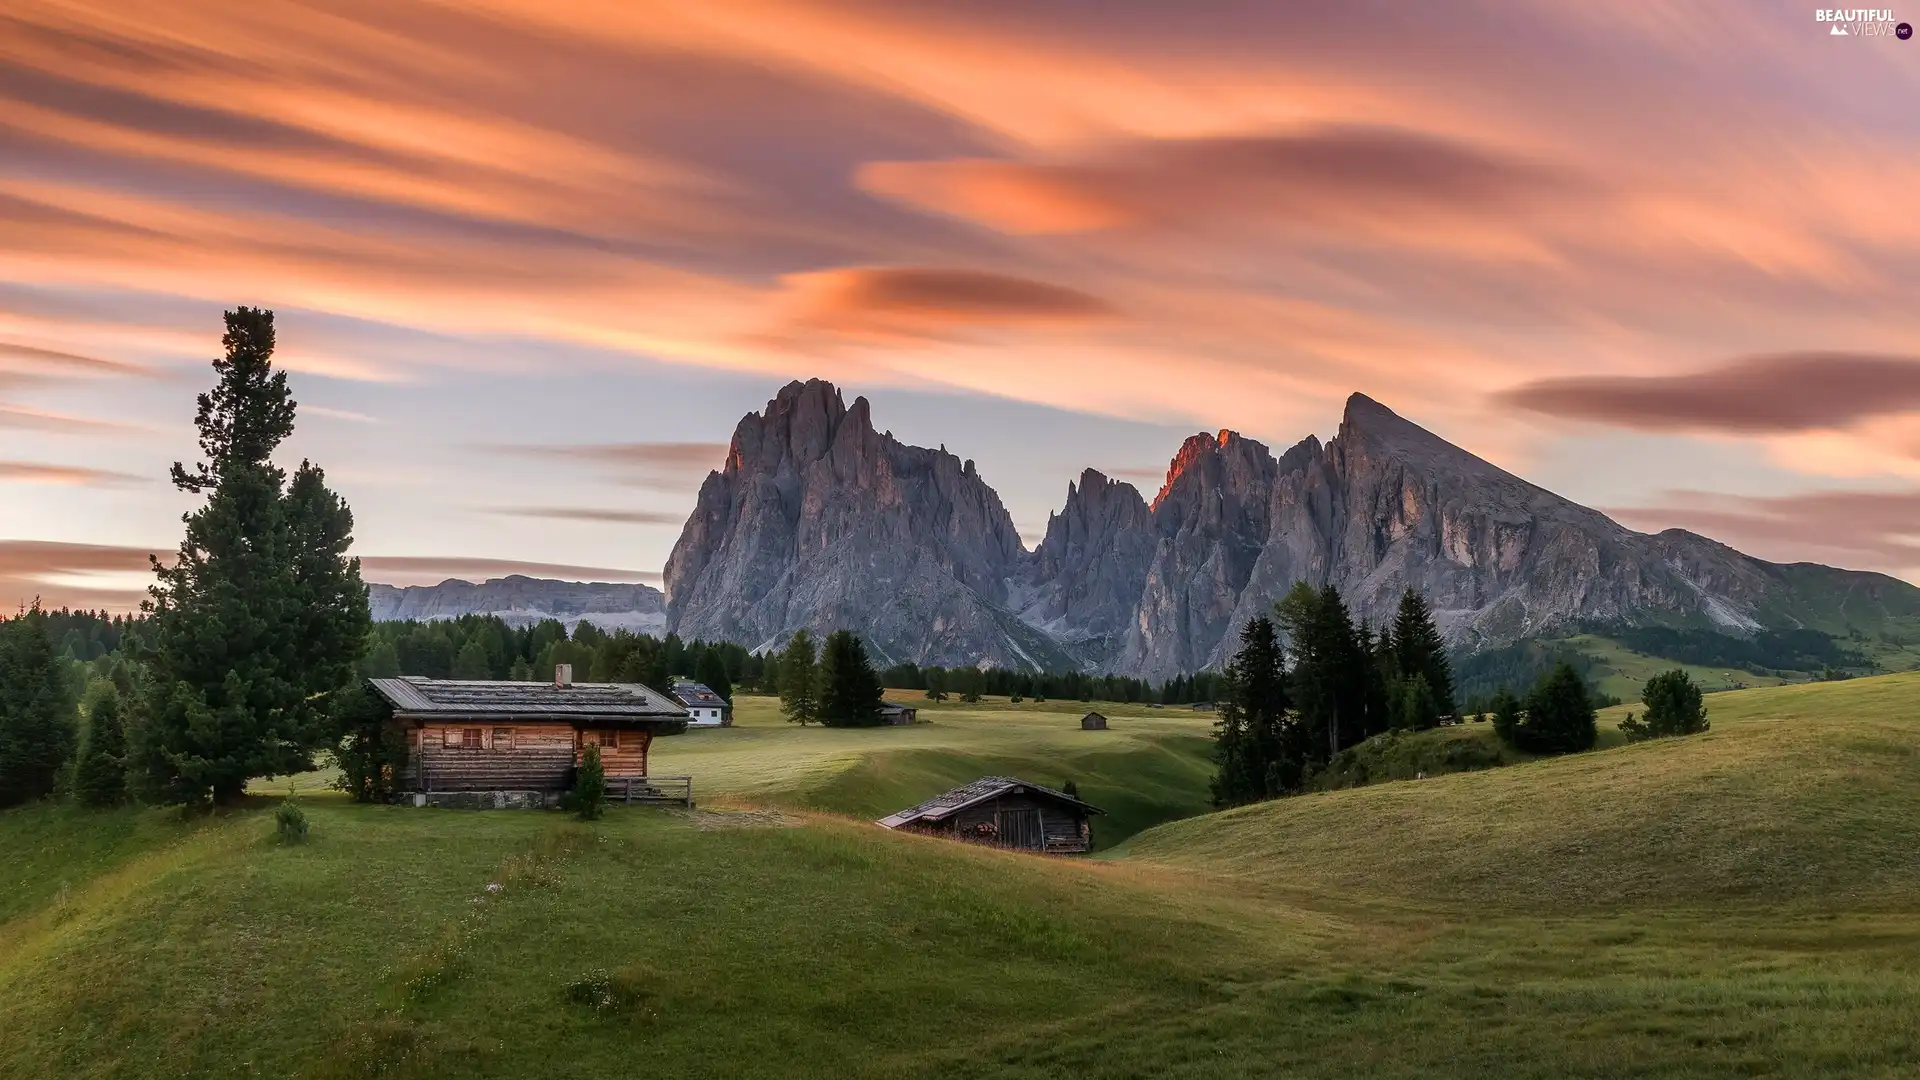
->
4;675;1919;1077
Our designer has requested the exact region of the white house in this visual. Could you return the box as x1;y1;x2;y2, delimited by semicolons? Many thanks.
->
670;680;733;727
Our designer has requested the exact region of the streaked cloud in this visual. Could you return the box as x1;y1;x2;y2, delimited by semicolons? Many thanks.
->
0;341;155;377
1611;488;1920;577
0;461;148;485
0;405;148;435
493;441;730;491
1499;353;1920;434
0;540;160;610
779;266;1113;341
485;506;683;526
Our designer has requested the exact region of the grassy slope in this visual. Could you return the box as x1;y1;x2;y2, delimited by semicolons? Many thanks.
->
6;675;1920;1077
649;693;1217;849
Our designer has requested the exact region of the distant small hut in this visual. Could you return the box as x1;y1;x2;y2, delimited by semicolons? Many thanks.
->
877;777;1104;854
1080;711;1109;730
1189;701;1217;712
880;701;919;725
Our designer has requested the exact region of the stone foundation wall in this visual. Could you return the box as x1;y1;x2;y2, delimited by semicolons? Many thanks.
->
401;790;562;810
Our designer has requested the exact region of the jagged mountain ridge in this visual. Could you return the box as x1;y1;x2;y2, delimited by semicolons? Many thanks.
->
659;380;1920;678
367;575;666;632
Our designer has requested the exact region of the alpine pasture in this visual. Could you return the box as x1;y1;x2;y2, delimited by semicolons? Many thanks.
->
3;677;1919;1078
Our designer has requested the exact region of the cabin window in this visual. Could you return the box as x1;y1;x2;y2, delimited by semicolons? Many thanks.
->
492;728;514;750
462;728;483;749
441;728;461;748
601;730;622;748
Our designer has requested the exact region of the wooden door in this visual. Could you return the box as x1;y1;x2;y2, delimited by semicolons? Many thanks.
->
997;809;1042;850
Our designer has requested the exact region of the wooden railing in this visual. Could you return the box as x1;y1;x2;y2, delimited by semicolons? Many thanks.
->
608;774;693;808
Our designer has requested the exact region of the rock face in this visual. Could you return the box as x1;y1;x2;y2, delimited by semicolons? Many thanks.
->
366;575;665;632
664;380;1072;668
663;381;1920;677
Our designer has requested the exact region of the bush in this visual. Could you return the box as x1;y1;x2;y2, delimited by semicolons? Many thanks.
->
573;744;607;821
275;796;310;843
1620;669;1710;742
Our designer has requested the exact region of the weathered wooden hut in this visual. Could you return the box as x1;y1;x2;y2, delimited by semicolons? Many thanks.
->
880;701;920;725
1080;711;1108;730
368;672;691;808
876;776;1104;854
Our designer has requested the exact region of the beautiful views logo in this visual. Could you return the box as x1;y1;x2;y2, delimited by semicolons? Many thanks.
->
1815;8;1904;34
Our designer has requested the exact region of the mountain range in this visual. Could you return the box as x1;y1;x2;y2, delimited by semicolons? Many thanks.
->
366;576;665;633
367;379;1920;680
660;380;1920;680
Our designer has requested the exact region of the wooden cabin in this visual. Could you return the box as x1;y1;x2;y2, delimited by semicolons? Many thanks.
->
876;776;1104;854
368;671;691;808
1080;711;1108;730
880;701;919;725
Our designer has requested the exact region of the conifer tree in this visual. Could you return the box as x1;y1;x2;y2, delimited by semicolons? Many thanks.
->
1391;588;1456;723
1210;615;1292;806
1397;673;1439;732
139;308;371;806
1511;661;1597;755
816;630;884;727
778;630;819;725
452;638;491;680
0;606;76;807
74;687;128;807
696;648;733;703
1489;686;1522;745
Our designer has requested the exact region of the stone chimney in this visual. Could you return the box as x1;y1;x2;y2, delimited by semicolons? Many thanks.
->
554;663;573;688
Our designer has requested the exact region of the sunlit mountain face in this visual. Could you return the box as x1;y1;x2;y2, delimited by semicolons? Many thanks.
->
5;1;1920;610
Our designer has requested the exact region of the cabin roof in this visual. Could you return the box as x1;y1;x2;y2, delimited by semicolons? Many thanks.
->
880;700;915;712
876;775;1104;829
670;680;729;707
369;676;687;725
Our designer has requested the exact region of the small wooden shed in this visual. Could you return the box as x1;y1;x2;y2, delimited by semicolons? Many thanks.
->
876;776;1104;854
880;701;919;725
1080;711;1109;730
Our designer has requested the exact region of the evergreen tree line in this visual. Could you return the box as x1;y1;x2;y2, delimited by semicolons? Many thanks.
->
876;662;1223;706
360;616;759;702
1211;583;1463;806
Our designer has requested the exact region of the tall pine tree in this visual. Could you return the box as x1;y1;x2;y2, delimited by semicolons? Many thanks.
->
778;630;819;725
1210;615;1292;806
139;308;371;806
1391;588;1456;723
815;630;884;727
0;606;76;807
696;648;733;703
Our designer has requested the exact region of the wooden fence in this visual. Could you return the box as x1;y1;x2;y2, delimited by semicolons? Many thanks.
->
609;774;694;808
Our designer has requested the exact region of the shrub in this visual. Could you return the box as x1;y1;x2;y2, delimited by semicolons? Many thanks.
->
275;796;310;843
332;683;406;803
1622;669;1709;741
573;744;607;821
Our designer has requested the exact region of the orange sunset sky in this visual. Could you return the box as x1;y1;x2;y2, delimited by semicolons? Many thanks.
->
4;1;1920;609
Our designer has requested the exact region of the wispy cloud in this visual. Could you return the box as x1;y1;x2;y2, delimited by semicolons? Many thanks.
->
0;539;162;609
491;441;728;490
0;461;148;485
485;506;683;525
1610;488;1920;577
0;405;149;436
301;404;379;423
1498;353;1920;435
0;341;156;378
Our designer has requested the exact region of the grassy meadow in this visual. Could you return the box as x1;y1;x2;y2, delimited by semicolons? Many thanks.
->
5;674;1920;1077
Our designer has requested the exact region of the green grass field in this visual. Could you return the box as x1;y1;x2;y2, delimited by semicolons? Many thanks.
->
7;674;1920;1077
